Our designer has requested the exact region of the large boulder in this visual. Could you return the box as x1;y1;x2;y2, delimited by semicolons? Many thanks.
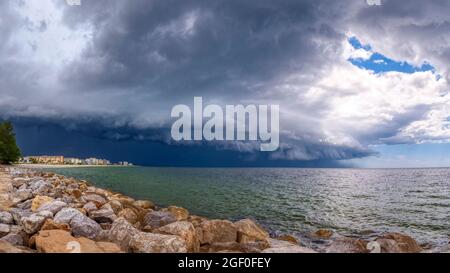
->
0;211;13;225
375;233;422;253
11;178;28;189
29;180;52;195
89;207;117;224
0;240;33;253
36;200;67;215
54;208;84;224
9;208;32;225
54;208;102;239
325;237;368;253
129;232;187;253
108;217;139;251
35;230;121;253
0;223;10;237
81;194;107;207
199;220;237;244
70;214;102;239
21;211;53;235
133;200;154;210
12;189;33;204
0;233;24;246
82;202;98;214
15;199;32;210
31;195;54;212
117;208;139;224
165;206;189;221
143;211;177;229
262;239;317;253
158;221;199;252
234;219;269;243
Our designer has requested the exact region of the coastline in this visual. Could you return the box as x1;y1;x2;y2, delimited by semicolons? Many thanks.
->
15;164;134;169
0;164;444;253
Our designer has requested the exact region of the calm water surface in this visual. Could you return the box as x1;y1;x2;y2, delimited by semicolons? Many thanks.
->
44;167;450;248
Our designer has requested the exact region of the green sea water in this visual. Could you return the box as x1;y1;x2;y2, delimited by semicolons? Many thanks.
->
43;166;450;249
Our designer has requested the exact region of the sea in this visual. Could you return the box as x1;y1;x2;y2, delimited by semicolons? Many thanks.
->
42;167;450;250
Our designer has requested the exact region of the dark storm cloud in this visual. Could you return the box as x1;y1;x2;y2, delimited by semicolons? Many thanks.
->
61;0;344;96
55;0;372;160
1;0;449;164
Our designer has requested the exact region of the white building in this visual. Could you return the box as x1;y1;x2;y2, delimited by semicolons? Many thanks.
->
64;158;83;165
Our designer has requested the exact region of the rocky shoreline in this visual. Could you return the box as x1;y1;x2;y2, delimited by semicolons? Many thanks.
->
0;165;444;253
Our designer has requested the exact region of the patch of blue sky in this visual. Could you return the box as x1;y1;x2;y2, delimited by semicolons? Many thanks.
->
347;143;450;168
348;37;436;75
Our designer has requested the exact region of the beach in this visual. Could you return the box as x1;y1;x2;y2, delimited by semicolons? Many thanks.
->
0;164;446;253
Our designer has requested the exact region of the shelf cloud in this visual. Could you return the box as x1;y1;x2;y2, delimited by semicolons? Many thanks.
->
1;0;449;164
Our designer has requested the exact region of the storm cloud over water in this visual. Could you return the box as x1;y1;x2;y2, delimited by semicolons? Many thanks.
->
1;0;450;165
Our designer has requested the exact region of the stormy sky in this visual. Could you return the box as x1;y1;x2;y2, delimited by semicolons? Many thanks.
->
1;0;450;167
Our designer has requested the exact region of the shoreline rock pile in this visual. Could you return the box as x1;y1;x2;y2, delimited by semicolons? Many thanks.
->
0;166;434;253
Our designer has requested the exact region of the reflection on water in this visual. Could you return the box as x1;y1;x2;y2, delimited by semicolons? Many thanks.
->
45;167;450;248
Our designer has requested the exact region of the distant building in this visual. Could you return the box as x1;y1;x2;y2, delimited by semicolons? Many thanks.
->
64;158;83;165
118;161;133;166
20;157;32;164
22;155;114;166
85;158;111;165
28;156;65;165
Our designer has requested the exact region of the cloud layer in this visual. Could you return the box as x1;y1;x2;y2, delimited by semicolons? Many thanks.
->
1;0;449;162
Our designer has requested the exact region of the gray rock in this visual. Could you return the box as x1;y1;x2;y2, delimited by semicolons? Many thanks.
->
36;210;53;219
61;196;74;204
81;194;107;206
15;199;33;210
108;217;139;251
29;180;52;195
12;189;33;204
53;208;84;224
0;233;24;246
83;202;98;213
9;208;32;225
36;200;67;215
0;224;10;237
143;211;177;229
0;211;13;225
11;178;28;188
9;225;25;236
70;214;102;240
89;207;117;223
130;232;187;253
21;213;51;234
